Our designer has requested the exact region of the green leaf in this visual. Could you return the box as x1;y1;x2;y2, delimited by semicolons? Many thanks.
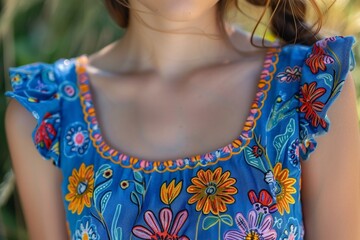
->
135;182;145;194
94;179;113;204
220;214;233;226
95;164;111;179
130;192;140;206
202;216;220;230
244;146;267;173
133;171;143;183
331;81;345;99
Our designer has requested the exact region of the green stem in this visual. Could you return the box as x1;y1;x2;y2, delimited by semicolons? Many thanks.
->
195;212;202;240
218;220;221;240
265;152;273;171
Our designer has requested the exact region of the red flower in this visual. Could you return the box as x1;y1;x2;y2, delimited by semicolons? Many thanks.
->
35;113;57;149
248;190;277;214
299;82;327;128
305;43;334;74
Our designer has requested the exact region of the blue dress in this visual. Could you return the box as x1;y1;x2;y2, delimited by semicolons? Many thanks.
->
6;36;356;240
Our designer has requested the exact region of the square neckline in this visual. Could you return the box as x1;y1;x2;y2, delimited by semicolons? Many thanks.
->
75;47;281;173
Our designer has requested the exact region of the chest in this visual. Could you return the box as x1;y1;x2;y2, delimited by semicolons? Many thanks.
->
86;60;264;161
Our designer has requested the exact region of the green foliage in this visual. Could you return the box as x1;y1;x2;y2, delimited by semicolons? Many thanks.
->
0;0;359;239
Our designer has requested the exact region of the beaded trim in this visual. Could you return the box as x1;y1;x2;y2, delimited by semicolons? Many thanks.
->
76;48;280;173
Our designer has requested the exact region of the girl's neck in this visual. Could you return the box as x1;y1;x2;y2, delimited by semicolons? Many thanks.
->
90;1;245;82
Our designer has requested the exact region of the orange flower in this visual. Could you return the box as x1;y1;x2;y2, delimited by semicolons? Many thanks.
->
187;167;237;215
273;163;296;215
65;163;94;215
160;179;182;205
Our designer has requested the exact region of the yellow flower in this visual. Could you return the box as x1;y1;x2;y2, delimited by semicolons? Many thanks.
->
187;167;237;215
160;179;182;205
273;163;297;215
11;74;21;84
65;163;94;215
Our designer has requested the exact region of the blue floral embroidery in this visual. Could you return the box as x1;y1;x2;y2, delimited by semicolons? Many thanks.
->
65;122;90;157
59;81;79;101
280;218;301;240
288;138;300;168
74;216;99;240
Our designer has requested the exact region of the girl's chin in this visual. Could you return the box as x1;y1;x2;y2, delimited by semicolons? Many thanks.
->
134;0;219;22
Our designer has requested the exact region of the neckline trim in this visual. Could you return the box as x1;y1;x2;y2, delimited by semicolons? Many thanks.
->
76;48;280;173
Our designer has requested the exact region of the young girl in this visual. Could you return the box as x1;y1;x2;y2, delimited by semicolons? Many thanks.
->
5;0;360;239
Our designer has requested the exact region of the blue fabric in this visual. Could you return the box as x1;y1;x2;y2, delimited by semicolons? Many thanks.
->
6;36;356;239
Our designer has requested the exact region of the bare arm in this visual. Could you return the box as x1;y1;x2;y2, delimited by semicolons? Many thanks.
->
301;74;360;239
5;100;68;240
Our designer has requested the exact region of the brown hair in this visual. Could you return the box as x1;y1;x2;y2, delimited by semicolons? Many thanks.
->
104;0;324;46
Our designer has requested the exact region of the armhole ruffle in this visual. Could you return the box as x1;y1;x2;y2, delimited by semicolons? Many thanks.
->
298;36;356;160
5;62;61;167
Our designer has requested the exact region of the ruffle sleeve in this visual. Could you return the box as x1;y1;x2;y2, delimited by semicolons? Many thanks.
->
298;36;356;160
5;62;61;167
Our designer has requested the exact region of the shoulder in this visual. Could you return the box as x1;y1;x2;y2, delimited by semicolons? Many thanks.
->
5;57;80;167
8;58;78;88
265;36;357;160
278;36;356;67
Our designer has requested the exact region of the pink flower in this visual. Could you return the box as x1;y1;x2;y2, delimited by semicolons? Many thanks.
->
276;66;302;83
224;210;277;240
132;208;189;240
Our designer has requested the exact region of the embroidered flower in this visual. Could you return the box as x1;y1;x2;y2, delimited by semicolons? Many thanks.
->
272;163;297;215
160;179;182;205
276;66;302;83
305;43;334;74
65;123;90;157
288;138;300;167
59;81;79;101
224;210;277;240
187;167;237;215
73;216;99;240
248;190;277;214
132;208;189;240
316;37;337;48
65;163;94;215
103;169;113;179
11;74;23;86
120;180;129;189
299;123;316;159
251;145;263;158
299;81;327;128
280;218;301;240
34;112;58;150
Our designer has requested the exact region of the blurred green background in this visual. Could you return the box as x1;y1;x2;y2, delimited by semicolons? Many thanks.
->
0;0;359;239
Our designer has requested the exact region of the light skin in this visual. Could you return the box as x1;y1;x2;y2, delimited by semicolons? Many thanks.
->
5;0;360;239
